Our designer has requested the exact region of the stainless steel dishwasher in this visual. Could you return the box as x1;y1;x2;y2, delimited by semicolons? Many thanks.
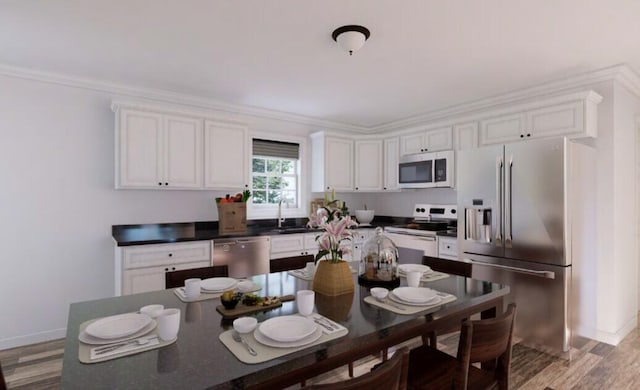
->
211;236;271;278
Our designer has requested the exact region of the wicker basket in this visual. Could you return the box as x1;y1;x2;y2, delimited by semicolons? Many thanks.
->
312;260;355;296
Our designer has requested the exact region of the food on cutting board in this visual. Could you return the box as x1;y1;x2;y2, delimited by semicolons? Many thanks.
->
215;190;252;204
241;293;281;307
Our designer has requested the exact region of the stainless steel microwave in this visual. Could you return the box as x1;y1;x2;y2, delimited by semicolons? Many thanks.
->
398;150;455;188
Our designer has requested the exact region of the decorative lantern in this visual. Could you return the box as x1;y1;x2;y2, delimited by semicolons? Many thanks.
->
357;227;400;288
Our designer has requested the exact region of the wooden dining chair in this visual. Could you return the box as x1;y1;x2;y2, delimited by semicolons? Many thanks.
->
302;347;409;390
407;303;517;390
1;361;7;390
164;265;229;289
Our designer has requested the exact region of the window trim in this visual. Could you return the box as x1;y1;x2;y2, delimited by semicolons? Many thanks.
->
248;131;308;220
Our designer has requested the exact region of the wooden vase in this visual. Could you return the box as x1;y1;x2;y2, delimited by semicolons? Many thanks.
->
312;260;355;296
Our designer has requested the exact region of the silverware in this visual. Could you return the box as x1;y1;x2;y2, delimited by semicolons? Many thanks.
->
232;330;257;356
313;318;334;331
93;336;157;355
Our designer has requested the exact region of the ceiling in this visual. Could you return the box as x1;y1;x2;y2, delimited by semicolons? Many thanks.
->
2;0;640;129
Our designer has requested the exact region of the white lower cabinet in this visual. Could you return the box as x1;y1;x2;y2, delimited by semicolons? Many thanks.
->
119;241;211;295
438;236;458;260
122;260;210;295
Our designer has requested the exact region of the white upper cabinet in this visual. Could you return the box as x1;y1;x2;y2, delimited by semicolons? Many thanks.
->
116;108;203;189
453;122;479;151
354;139;383;191
479;91;601;146
311;133;354;192
204;120;249;189
383;137;400;191
399;126;453;155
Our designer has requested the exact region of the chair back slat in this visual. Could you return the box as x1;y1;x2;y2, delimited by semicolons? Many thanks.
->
164;265;229;289
303;347;409;390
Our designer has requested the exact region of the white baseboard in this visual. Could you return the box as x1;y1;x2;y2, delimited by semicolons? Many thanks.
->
0;327;66;350
577;315;637;346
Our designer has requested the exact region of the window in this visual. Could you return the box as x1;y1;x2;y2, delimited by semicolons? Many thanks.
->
251;138;300;209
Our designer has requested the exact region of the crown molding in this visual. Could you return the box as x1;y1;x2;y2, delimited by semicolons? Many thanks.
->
369;63;640;133
1;62;638;135
0;63;368;134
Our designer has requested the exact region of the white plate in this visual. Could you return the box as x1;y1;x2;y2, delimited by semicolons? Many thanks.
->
85;313;152;340
254;325;323;348
235;280;261;293
392;287;437;303
389;292;441;307
201;277;237;292
258;316;318;342
79;320;157;345
398;264;433;275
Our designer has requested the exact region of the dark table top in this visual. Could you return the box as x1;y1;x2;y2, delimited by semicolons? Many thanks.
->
61;272;508;389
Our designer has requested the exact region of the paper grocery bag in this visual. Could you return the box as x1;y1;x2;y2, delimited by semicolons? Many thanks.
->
217;202;247;234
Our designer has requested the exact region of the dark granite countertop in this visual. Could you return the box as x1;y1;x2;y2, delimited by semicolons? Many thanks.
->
61;271;508;389
436;230;458;238
112;216;411;247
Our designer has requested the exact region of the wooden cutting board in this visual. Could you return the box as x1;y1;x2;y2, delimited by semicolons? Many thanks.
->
216;295;295;319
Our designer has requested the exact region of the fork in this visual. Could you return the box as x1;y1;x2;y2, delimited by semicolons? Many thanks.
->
232;331;257;356
93;336;157;355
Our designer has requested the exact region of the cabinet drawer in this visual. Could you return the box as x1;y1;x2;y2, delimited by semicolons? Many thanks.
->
123;241;211;269
438;237;457;258
122;260;210;295
270;235;305;254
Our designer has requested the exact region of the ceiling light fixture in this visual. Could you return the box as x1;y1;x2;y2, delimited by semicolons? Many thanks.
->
332;25;370;56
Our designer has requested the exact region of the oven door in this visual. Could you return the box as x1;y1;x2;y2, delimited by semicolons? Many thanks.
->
386;232;438;261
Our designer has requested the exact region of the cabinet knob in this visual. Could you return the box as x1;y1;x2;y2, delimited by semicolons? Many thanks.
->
383;187;387;190
355;187;359;190
520;134;524;138
158;182;162;186
245;184;249;188
168;253;173;257
327;186;330;190
165;182;169;186
165;267;169;271
527;133;531;137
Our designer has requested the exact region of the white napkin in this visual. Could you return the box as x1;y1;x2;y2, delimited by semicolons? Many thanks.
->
309;314;346;335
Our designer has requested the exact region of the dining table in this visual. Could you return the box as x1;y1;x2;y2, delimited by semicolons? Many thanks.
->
60;270;509;389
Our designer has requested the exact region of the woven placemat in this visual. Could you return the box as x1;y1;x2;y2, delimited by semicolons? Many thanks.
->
219;315;348;364
364;292;457;315
78;317;177;364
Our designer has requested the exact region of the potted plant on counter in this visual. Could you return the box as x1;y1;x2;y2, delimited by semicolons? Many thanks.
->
307;201;358;296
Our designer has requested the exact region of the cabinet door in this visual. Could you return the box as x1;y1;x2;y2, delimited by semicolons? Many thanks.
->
399;132;426;155
164;115;203;188
118;109;164;188
527;101;584;139
454;122;479;150
204;121;249;189
354;140;383;191
270;234;305;258
383;137;399;191
304;233;320;256
122;260;211;295
479;113;526;145
424;127;453;151
324;137;354;191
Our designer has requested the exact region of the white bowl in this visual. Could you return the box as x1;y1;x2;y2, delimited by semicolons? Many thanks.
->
140;304;164;318
370;287;389;300
355;210;375;225
233;316;258;334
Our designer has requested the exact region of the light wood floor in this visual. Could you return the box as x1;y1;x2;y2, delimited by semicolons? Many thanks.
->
2;325;640;389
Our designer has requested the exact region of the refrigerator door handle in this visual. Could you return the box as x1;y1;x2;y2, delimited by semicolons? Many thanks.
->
505;156;513;248
495;156;503;247
468;259;555;279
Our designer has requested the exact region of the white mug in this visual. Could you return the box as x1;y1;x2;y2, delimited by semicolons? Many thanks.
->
157;308;181;341
184;278;201;300
305;262;316;276
297;290;315;317
406;270;423;288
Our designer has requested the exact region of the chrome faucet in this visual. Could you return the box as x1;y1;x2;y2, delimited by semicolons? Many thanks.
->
277;199;286;228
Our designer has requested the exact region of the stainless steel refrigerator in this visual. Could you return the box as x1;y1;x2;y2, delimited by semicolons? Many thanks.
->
457;137;595;354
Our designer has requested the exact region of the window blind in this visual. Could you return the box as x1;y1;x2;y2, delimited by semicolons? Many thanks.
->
252;138;300;159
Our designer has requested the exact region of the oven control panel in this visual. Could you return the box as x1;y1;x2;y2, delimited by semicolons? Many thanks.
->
413;204;457;221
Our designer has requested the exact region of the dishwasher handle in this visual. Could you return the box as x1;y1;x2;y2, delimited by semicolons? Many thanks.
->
468;259;555;279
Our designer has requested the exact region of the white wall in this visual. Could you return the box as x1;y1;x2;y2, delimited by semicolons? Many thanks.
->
0;75;321;349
